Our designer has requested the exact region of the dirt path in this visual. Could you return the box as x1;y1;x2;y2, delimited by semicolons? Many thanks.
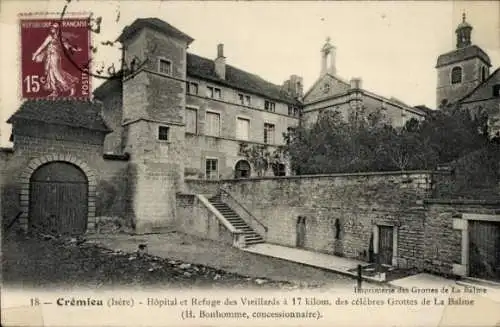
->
88;231;364;290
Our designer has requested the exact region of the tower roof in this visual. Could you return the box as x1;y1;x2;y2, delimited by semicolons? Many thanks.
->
436;45;491;68
455;13;473;32
117;18;194;44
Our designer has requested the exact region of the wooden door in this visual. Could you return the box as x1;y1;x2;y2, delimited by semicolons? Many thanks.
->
469;220;500;282
296;216;306;248
378;226;394;265
29;162;88;235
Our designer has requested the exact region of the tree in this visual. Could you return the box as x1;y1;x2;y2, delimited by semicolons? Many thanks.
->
239;143;286;177
283;105;492;175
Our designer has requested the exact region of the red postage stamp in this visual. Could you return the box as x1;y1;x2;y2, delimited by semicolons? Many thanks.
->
20;18;91;99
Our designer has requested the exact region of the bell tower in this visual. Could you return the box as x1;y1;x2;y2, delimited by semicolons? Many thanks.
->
320;37;336;76
435;13;491;108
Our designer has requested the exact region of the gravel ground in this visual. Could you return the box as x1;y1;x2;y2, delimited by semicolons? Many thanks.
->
2;231;362;290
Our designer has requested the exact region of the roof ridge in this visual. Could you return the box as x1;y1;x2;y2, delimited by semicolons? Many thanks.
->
187;52;285;89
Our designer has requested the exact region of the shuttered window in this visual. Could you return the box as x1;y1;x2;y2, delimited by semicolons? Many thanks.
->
206;112;220;137
236;118;250;140
185;108;197;134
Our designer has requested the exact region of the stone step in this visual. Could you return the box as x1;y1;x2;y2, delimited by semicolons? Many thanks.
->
246;239;265;245
245;235;263;240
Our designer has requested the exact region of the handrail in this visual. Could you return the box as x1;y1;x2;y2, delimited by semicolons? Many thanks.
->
219;188;268;232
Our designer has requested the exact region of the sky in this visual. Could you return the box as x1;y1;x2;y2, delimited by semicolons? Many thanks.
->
0;0;499;146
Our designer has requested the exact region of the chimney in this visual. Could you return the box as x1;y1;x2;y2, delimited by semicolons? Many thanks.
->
350;78;362;90
215;43;226;80
283;75;304;99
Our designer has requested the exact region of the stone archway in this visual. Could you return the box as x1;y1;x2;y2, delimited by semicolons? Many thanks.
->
18;154;97;233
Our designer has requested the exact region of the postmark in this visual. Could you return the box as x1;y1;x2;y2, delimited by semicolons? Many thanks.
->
20;17;91;99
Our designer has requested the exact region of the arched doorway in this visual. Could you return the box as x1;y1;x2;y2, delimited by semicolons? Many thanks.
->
296;216;306;248
234;160;251;178
29;161;88;235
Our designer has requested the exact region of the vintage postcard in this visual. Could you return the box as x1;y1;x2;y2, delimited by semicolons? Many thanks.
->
1;0;499;326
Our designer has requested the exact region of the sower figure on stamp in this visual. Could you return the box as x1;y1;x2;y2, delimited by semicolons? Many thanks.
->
31;22;81;97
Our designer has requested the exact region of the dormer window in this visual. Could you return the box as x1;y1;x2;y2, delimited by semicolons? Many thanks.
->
264;100;276;112
207;86;222;99
451;66;462;84
288;105;300;117
238;93;251;106
186;82;198;95
158;58;172;75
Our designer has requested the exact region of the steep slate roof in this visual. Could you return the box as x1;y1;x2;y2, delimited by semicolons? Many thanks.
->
93;78;122;100
117;18;194;44
436;45;491;68
7;100;111;132
187;53;300;105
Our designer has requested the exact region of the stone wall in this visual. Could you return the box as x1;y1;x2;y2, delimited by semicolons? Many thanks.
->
182;171;433;268
176;193;233;245
423;199;500;277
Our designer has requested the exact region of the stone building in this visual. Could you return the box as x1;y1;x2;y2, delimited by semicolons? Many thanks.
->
94;18;302;183
436;14;500;135
302;38;427;127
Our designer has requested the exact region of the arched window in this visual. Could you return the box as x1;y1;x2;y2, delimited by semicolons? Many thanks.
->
234;160;251;178
451;66;462;84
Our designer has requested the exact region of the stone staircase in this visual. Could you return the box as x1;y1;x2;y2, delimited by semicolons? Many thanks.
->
208;195;265;246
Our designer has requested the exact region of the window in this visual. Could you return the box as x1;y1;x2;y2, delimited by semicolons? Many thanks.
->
235;160;251;178
214;88;222;99
205;158;218;180
265;100;276;112
186;82;198;95
263;123;275;144
236;117;250;140
272;163;286;176
158;58;172;75
158;126;169;141
451;66;462;84
185;108;197;134
238;94;251;106
482;67;488;82
207;86;222;99
334;218;341;239
206;111;220;136
288;105;300;117
493;85;500;97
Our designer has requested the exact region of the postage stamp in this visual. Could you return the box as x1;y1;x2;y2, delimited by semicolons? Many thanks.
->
20;18;91;99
